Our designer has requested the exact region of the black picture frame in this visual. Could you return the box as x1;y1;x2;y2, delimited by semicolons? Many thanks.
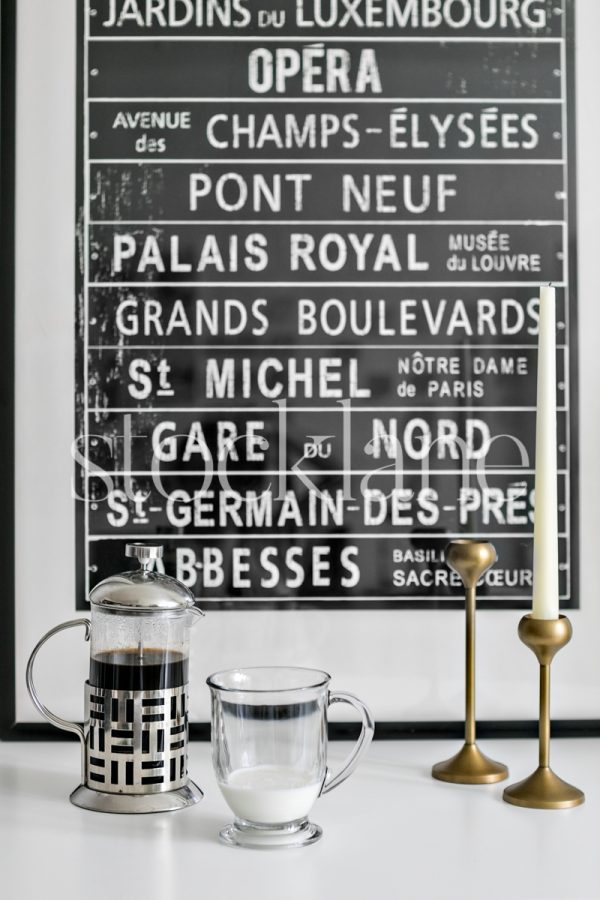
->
0;0;18;739
1;0;598;741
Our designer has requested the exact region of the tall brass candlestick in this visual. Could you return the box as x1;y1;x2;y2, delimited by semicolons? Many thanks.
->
432;540;508;784
503;614;584;809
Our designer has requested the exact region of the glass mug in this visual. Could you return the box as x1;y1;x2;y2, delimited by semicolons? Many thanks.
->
207;666;374;848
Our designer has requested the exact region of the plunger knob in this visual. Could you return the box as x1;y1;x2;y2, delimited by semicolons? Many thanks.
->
125;543;164;569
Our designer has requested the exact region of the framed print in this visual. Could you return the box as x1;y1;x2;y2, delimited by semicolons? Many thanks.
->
2;0;599;739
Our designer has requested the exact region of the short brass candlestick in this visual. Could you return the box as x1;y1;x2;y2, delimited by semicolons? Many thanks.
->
503;614;584;809
432;540;508;784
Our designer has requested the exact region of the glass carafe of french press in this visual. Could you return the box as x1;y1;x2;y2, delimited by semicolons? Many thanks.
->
26;543;204;813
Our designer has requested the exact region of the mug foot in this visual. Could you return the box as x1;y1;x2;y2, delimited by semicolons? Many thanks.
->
219;818;322;849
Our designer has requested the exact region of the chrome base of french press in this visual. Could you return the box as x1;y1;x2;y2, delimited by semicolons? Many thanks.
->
70;780;203;814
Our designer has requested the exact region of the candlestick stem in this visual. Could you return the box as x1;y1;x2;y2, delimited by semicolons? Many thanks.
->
539;664;550;769
465;585;476;746
503;615;584;809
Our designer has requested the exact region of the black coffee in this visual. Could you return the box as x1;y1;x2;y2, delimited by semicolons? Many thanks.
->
90;649;189;691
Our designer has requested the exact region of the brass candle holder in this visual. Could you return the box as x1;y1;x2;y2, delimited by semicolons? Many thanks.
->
432;540;508;784
503;614;584;809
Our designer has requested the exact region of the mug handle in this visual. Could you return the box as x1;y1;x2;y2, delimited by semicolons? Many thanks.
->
320;691;375;795
26;619;91;782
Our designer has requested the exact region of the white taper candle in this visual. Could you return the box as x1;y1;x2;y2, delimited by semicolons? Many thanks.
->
531;284;560;620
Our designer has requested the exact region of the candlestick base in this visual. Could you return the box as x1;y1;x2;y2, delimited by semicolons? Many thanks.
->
432;742;508;784
503;766;584;810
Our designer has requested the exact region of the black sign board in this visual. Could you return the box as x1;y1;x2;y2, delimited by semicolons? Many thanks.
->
75;0;577;610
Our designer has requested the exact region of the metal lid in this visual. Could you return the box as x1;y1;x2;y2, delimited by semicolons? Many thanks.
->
89;543;196;611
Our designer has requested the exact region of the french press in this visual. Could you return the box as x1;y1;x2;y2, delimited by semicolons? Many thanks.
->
26;543;204;813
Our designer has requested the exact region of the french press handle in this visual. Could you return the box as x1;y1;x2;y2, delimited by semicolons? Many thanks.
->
26;619;91;782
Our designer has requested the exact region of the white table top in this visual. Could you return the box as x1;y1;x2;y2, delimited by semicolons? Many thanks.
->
1;738;598;900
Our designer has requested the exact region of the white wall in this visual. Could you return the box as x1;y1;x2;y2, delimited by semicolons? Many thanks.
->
14;0;600;726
